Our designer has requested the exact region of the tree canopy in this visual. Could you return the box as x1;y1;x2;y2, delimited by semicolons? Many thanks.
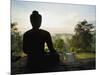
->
11;22;23;56
69;20;95;52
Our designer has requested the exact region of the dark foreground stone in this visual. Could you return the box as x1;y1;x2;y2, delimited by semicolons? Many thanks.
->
11;57;96;74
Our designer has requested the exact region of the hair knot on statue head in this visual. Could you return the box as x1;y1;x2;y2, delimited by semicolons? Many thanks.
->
32;10;39;15
30;10;42;29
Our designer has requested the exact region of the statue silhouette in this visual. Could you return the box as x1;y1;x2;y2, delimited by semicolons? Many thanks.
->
23;11;60;73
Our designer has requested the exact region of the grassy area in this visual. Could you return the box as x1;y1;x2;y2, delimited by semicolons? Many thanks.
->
76;52;96;60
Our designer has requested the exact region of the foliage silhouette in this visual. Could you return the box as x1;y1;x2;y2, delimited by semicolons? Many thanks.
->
11;22;23;61
68;20;95;52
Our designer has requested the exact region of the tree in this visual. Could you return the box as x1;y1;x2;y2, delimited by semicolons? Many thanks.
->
11;22;23;56
69;20;95;52
53;38;65;53
91;29;96;52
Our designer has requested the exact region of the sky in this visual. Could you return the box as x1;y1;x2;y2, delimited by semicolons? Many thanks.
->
11;0;96;34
